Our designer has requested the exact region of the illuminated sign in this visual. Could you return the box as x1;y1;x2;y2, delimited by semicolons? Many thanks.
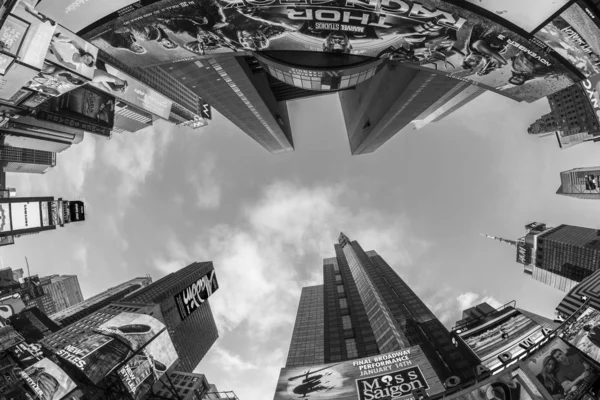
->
581;75;600;122
516;241;533;266
274;346;444;400
80;0;578;102
10;202;41;231
174;269;219;321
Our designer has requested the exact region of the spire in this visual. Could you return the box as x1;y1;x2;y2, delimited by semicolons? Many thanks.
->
338;232;351;247
480;233;517;247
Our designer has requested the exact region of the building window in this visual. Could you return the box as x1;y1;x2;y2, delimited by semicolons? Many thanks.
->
346;338;358;358
335;274;342;282
337;285;344;294
339;298;348;309
342;315;352;330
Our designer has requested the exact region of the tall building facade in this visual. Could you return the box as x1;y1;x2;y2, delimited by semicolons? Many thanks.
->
557;167;600;199
49;276;152;326
487;222;600;292
527;85;600;138
152;371;212;400
39;275;83;313
0;145;55;174
122;262;219;372
285;233;479;383
0;115;84;153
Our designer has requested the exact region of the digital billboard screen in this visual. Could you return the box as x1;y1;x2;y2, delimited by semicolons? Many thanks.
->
174;269;218;321
524;337;600;400
10;202;41;231
273;346;444;400
80;0;578;102
45;26;99;81
535;2;600;78
562;307;600;368
580;74;600;123
448;367;544;400
0;203;12;232
19;357;78;400
55;312;177;399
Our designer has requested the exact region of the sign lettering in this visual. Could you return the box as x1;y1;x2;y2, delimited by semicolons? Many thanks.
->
174;269;219;320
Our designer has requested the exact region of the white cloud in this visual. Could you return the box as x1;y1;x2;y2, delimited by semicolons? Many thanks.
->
73;246;89;276
206;346;258;372
190;157;221;209
457;291;503;311
54;135;97;193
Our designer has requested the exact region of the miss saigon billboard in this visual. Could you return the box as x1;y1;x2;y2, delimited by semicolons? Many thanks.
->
55;0;580;103
273;346;445;400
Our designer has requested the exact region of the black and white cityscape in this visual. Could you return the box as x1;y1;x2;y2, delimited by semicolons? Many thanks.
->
2;0;600;399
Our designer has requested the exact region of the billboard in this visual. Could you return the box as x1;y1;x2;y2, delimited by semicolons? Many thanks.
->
535;3;600;78
9;342;45;368
19;357;78;400
516;240;533;266
463;0;570;34
524;337;599;400
580;74;600;123
35;0;140;34
70;201;85;222
55;312;177;398
45;26;99;81
88;60;173;120
10;202;41;231
24;61;90;98
447;367;543;400
81;0;578;102
273;346;445;400
457;308;550;372
0;326;24;352
562;307;600;368
174;269;218;321
8;307;61;343
0;293;26;319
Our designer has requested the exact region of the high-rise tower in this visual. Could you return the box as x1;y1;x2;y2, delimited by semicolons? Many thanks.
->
285;233;480;384
484;222;600;292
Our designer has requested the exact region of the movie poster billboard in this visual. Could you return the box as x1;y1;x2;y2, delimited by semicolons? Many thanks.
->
10;202;41;231
447;367;544;400
35;0;140;34
55;312;177;398
463;0;570;34
88;61;173;120
174;269;218;321
81;0;578;102
273;346;445;400
524;338;599;400
535;3;600;78
457;309;549;372
19;357;78;400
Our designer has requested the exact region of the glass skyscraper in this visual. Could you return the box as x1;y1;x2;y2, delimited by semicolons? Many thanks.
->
285;233;480;383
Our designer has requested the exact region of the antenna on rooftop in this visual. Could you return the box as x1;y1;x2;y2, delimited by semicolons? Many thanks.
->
479;233;518;247
25;256;31;278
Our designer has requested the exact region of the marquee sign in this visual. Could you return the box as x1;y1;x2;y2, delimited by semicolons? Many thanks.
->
174;269;219;321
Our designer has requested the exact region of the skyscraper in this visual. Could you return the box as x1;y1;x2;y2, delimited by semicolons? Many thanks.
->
0;144;56;174
122;262;220;372
49;276;152;326
285;233;479;383
39;275;84;313
412;86;486;130
557;167;600;199
485;222;600;292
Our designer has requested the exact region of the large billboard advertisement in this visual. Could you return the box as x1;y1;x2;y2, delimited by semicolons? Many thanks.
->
579;74;600;123
457;308;550;372
88;61;173;120
80;0;578;102
448;367;543;400
19;357;78;400
174;269;218;321
463;0;570;34
55;312;177;398
535;2;600;78
524;337;599;400
0;203;12;232
0;293;26;320
562;307;600;368
10;202;42;231
273;346;445;400
45;26;99;81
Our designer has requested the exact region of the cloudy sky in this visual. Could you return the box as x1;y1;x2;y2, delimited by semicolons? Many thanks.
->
2;91;599;399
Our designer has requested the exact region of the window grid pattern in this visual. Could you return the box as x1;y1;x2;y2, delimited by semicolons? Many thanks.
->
285;285;325;367
266;65;377;91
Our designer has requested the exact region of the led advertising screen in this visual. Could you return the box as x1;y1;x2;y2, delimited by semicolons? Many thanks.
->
35;0;140;34
562;307;600;368
40;202;49;227
0;203;12;232
10;341;45;368
45;26;99;81
10;202;42;231
174;268;218;321
457;308;547;371
524;337;599;400
19;357;78;400
579;73;600;123
11;0;56;69
24;61;89;98
463;0;570;34
447;367;543;400
88;61;173;120
81;0;578;102
273;346;444;400
55;312;177;398
535;2;600;78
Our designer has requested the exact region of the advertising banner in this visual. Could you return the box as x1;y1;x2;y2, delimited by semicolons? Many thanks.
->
11;0;56;69
579;74;600;123
69;201;85;222
457;308;550;372
35;0;140;34
0;203;12;232
562;307;600;368
40;202;49;227
45;26;99;81
463;0;570;34
524;337;599;400
81;0;578;102
0;294;26;319
55;312;177;398
273;346;444;400
19;357;78;400
9;342;45;368
24;61;90;98
8;307;61;343
10;202;41;231
447;367;543;400
535;3;600;78
88;60;172;120
174;269;219;321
